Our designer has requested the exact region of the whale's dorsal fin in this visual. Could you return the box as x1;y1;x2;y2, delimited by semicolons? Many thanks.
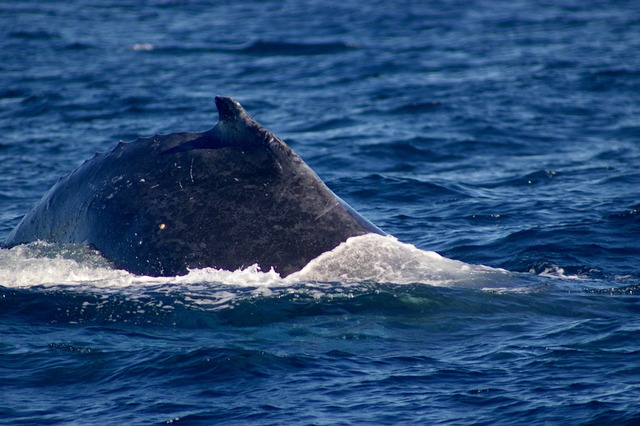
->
163;96;272;154
215;96;252;125
212;96;271;147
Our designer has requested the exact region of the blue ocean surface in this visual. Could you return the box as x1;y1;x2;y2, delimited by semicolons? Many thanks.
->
2;0;640;424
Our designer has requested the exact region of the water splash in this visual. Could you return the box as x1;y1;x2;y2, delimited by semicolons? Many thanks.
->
0;235;511;290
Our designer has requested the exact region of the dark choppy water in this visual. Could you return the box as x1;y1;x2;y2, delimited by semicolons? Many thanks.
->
2;0;640;424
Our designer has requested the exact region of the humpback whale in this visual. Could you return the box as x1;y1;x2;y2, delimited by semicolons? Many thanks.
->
5;96;384;277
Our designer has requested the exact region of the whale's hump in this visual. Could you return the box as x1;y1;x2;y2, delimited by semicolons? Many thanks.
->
6;95;383;277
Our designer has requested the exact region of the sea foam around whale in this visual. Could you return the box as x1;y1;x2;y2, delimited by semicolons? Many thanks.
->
0;234;511;291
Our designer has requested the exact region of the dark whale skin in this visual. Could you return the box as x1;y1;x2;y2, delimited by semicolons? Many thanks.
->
5;97;383;277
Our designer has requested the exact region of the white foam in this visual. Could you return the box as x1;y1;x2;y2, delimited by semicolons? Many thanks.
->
288;234;510;287
132;43;154;51
0;235;511;290
533;264;586;280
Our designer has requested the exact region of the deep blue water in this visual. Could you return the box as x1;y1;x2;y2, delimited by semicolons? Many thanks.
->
2;0;640;424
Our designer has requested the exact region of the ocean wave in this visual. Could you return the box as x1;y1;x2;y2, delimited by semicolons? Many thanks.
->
8;30;59;40
237;40;358;56
130;40;358;56
1;234;591;327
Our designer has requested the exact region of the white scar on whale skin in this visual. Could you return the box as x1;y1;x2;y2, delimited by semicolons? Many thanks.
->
313;202;339;222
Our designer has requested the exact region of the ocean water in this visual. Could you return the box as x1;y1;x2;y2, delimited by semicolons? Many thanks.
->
2;0;640;424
